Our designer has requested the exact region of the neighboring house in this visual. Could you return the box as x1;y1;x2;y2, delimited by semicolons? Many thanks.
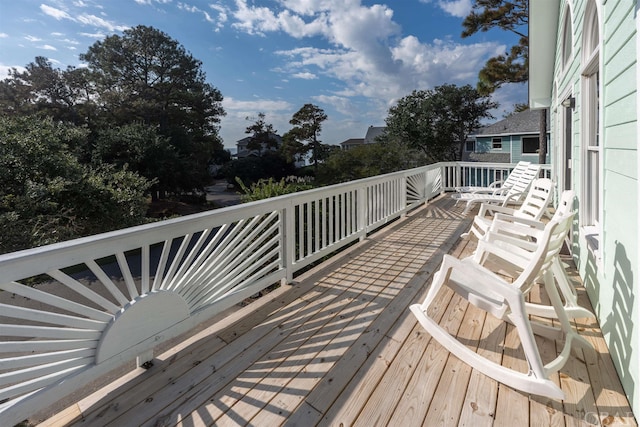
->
364;125;386;144
235;133;283;159
340;138;365;150
463;109;550;164
530;0;639;415
339;126;386;150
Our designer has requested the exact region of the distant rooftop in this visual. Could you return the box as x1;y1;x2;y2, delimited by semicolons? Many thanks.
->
473;109;549;137
364;126;386;144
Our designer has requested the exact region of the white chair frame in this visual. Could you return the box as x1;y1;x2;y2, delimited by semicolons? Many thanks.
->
455;161;531;194
462;177;554;241
410;211;592;399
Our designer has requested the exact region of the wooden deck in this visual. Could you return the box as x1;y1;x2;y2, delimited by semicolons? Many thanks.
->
38;196;636;427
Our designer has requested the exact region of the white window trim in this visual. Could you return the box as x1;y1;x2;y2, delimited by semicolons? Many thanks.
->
580;0;603;260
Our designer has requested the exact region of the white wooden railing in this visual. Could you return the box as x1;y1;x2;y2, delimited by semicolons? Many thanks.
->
0;161;549;425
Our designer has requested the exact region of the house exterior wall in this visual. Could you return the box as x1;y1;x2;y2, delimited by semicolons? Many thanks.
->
472;134;551;164
549;0;639;413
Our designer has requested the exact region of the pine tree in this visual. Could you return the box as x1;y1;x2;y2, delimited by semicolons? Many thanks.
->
462;0;547;164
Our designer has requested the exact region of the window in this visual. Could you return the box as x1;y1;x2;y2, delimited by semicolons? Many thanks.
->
581;1;601;233
561;7;573;69
522;137;539;154
465;140;475;152
522;136;549;155
491;137;502;150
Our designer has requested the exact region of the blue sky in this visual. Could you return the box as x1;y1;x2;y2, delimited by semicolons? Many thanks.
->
0;0;526;149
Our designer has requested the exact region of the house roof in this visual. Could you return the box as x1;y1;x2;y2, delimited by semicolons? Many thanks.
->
364;126;386;144
340;138;365;146
472;109;549;137
236;133;283;147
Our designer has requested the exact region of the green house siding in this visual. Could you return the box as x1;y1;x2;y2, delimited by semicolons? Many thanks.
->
473;134;551;164
545;0;639;414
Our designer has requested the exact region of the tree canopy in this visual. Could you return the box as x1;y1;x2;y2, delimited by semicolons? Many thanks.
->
286;104;328;168
383;84;496;163
0;116;151;254
0;25;226;197
461;0;528;95
317;140;425;185
244;112;280;153
461;1;547;164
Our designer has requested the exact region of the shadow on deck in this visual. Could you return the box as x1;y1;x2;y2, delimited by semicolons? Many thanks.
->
38;196;636;427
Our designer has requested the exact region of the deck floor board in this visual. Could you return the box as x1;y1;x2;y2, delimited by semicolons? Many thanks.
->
36;196;636;427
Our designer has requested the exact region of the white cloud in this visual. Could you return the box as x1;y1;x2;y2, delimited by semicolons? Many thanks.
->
59;38;80;45
79;32;106;38
419;0;473;19
40;4;73;20
76;14;128;32
311;94;355;116
0;33;8;38
177;2;227;30
232;1;282;36
237;0;498;107
210;4;228;25
437;0;473;18
25;35;42;42
224;97;292;112
38;44;58;50
292;72;317;80
40;3;128;32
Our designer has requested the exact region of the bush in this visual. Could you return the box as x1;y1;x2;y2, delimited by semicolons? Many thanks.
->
236;176;314;202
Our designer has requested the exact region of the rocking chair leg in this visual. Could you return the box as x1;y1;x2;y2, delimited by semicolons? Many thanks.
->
525;258;595;320
541;270;593;354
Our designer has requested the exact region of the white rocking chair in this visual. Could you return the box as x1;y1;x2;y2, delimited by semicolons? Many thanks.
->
410;210;591;399
462;177;554;241
474;190;595;320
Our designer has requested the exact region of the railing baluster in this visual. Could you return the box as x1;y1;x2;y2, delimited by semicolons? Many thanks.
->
306;200;312;256
151;240;171;292
161;233;193;291
141;245;150;295
85;259;130;307
47;270;120;314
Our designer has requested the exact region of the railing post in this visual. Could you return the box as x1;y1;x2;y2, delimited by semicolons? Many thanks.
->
357;186;367;241
281;203;295;283
401;175;408;217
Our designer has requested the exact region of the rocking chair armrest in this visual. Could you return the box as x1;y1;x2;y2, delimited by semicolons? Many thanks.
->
437;255;521;301
477;203;517;218
476;225;541;271
500;191;524;205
